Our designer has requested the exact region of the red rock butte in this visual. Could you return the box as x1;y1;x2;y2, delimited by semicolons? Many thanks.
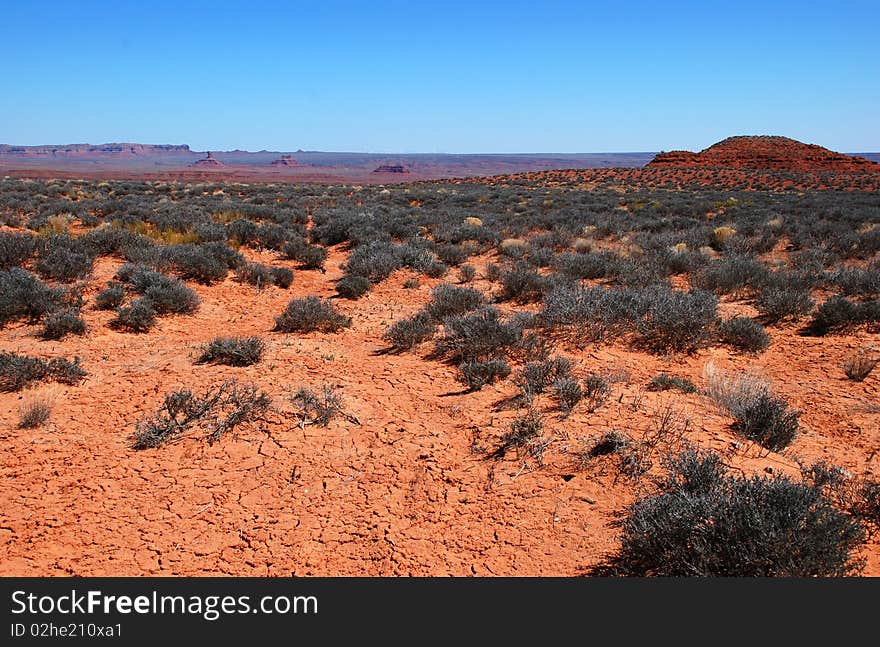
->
270;155;300;167
190;151;225;167
648;135;880;173
373;164;410;173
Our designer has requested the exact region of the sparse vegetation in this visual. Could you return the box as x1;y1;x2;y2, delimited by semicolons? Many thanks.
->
39;309;86;340
197;336;265;366
274;296;351;333
593;447;866;576
18;394;54;429
718;316;770;353
131;380;271;449
0;352;86;392
457;358;511;391
647;374;697;393
290;385;358;427
2;171;880;576
383;312;437;351
841;348;878;381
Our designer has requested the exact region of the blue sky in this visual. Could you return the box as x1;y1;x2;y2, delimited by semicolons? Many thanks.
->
1;1;877;152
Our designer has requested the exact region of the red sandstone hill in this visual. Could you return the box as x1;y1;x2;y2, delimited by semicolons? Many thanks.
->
648;136;880;173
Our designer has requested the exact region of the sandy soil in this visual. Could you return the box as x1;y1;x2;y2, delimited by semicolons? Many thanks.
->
1;247;878;575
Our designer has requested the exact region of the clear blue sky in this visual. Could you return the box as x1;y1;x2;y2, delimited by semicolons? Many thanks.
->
1;0;877;153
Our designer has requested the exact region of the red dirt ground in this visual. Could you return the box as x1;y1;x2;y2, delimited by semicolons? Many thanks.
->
1;243;878;575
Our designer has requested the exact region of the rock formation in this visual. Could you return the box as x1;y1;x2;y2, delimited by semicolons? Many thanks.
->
648;136;880;173
270;155;300;167
372;164;410;174
190;151;225;167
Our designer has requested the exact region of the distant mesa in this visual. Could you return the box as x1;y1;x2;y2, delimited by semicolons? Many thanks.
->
271;155;300;167
190;151;225;168
372;164;410;174
648;136;880;173
0;143;192;157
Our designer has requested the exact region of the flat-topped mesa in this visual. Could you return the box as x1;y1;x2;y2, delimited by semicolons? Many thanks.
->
270;155;300;167
0;143;192;157
648;136;880;173
190;151;225;167
372;164;410;174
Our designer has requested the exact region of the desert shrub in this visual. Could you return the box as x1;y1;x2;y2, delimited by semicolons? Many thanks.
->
270;266;294;288
457;358;511;391
718;316;770;353
539;285;643;341
336;275;371;299
694;255;768;295
484;262;501;282
109;299;157;333
383;312;437;351
94;281;125;310
849;479;880;538
516;356;572;396
35;247;94;282
116;265;200;315
702;362;770;413
593;448;864;576
552;377;583;415
832;265;880;298
499;238;529;259
39;309;86;340
636;287;718;353
526;246;554;268
197;336;265;366
235;262;292;289
498;263;547;303
194;221;228;243
18;395;53;429
227;218;260;246
402;277;421;289
434;307;523;362
656;246;707;275
498;408;545;457
274;296;351;333
164;245;229;284
647;374;697;394
437;244;468;267
583;374;611;412
425;284;486;321
553;251;619;280
142;282;199;315
290;385;357;427
346;240;402;282
81;227;154;257
0;231;38;269
730;391;799;451
422;260;449;278
755;286;814;324
806;297;880;335
254;223;291;251
0;352;86;392
0;268;66;326
197;241;244;269
842;349;878;381
131;379;271;449
282;240;328;271
458;264;476;283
